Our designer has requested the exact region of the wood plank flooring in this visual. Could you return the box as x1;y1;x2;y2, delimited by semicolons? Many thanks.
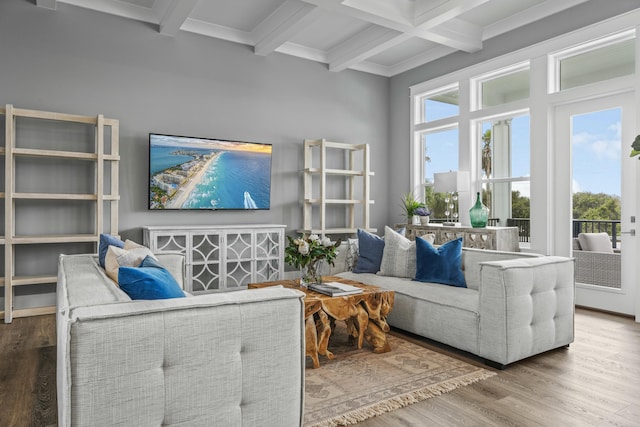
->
0;308;638;426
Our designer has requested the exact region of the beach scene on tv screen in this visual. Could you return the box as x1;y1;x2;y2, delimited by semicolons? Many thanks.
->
149;134;272;210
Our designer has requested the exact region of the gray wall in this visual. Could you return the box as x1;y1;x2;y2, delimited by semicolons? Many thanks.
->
0;0;390;243
388;0;640;218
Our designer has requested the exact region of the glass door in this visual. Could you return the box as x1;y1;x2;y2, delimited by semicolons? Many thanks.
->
554;93;636;315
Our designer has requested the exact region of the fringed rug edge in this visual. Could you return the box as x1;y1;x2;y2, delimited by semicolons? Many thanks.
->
305;368;497;427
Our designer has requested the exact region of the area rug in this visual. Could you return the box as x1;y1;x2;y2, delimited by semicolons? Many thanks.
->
304;329;496;427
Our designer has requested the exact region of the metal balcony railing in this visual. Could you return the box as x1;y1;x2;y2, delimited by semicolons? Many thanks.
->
506;218;621;248
572;219;621;249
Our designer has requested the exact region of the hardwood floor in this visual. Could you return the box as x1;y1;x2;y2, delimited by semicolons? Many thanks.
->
0;308;638;426
0;314;57;427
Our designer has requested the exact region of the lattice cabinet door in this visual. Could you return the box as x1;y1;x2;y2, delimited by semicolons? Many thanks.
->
143;225;285;293
190;231;223;293
222;230;253;290
254;228;284;283
151;233;188;253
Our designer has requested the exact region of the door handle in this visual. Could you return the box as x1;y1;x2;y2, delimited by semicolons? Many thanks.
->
621;229;635;236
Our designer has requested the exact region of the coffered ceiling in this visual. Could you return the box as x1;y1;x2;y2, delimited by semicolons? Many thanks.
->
36;0;590;76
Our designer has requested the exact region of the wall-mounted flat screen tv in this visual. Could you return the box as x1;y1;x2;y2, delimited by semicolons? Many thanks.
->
149;133;272;210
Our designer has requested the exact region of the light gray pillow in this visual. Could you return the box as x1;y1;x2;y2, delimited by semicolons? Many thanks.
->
578;232;613;253
379;225;416;278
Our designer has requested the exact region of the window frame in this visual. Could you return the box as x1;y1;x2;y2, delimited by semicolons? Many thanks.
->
408;12;638;254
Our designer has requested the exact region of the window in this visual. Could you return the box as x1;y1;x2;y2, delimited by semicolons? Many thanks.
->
551;30;635;92
410;16;637;252
417;85;459;123
478;114;530;231
419;128;459;217
473;63;530;109
411;83;461;216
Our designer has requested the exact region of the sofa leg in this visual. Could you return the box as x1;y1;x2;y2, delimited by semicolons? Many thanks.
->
484;359;507;370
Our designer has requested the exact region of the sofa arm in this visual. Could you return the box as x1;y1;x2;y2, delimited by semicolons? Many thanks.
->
58;285;306;427
478;256;575;367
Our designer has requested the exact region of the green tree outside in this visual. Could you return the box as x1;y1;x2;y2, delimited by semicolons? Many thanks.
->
424;189;619;222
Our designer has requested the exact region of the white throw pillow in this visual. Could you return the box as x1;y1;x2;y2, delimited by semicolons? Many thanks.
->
578;232;613;253
379;225;416;278
105;243;156;284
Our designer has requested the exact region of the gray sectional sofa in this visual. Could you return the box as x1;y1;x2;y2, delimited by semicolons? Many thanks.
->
57;253;306;427
332;243;575;368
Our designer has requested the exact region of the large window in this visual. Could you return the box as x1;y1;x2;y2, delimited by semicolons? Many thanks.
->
410;19;636;252
477;114;531;233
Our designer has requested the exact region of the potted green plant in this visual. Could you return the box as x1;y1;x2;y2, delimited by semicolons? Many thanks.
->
401;193;424;225
630;134;640;159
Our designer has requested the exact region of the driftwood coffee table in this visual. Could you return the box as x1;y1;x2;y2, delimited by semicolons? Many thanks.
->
249;276;395;368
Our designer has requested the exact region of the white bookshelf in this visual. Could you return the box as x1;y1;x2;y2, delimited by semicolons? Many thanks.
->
1;105;119;322
300;139;375;236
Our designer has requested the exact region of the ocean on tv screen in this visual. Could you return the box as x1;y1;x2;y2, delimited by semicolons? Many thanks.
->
149;138;271;210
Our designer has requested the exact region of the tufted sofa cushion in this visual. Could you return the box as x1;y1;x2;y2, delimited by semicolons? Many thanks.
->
57;254;305;426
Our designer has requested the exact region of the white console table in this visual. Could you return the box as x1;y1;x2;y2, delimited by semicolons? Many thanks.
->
143;224;285;293
403;224;520;252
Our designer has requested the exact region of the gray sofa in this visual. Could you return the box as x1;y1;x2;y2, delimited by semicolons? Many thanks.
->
57;253;306;427
333;246;575;368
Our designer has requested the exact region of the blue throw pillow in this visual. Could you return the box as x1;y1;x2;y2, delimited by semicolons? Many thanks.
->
414;237;466;288
99;234;124;268
139;255;166;269
118;257;185;300
353;229;385;274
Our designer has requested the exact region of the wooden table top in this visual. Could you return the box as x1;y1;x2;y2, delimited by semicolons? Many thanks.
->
248;275;391;301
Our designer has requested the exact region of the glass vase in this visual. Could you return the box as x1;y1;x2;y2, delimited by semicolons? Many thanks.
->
469;192;489;228
300;259;323;287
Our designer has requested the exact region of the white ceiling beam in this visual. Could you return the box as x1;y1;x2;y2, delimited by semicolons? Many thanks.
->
327;26;410;72
36;0;57;10
157;0;199;36
423;18;482;52
304;0;481;54
252;0;321;56
58;0;157;23
303;0;410;31
342;0;414;25
413;0;490;28
180;19;253;46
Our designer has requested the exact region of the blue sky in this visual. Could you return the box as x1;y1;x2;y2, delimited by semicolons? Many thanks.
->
422;102;621;198
571;108;621;196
